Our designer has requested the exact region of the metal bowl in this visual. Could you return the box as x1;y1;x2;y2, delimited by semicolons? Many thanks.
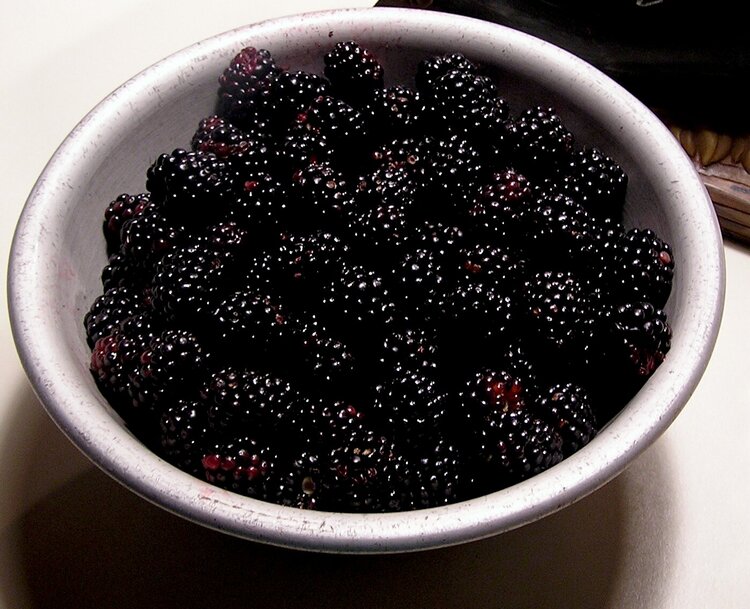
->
8;7;725;553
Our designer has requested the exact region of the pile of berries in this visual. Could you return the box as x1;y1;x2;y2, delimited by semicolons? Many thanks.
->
85;42;674;512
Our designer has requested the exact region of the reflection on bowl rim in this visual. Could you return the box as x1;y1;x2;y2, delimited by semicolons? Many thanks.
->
8;7;725;554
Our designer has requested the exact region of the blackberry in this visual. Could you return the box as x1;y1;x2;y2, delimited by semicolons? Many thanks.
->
145;148;232;224
269;401;389;511
475;408;564;486
268;70;332;129
291;320;359;394
468;169;533;242
150;244;234;325
225;173;289;237
372;367;450;444
218;47;280;129
90;311;161;406
363;85;423;137
275;230;351;297
281;398;367;453
371;136;423;170
211;291;290;364
242;247;281;296
416;52;479;92
399;436;473;509
323;423;396;512
295;95;368;152
90;332;131;404
200;367;298;432
413;135;484;209
101;249;148;291
190;115;254;158
490;340;544;400
560;147;628;218
522;271;601;370
380;326;440;376
128;329;210;413
459;368;527;421
520;192;598;270
355;163;420;211
225;138;279;180
323;41;384;106
84;286;146;347
279;128;333;175
456;243;527;292
438;280;516;348
423;70;509;141
291;162;357;230
352;203;412;258
410;221;466;264
264;450;324;509
605;301;672;380
393;248;446;320
201;436;277;500
159;398;212;476
574;215;628;290
199;221;250;258
609;228;674;308
508;106;575;176
537;383;597;457
103;193;151;254
319;264;397;334
119;208;184;266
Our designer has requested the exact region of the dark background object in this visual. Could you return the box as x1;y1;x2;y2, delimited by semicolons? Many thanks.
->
377;0;750;132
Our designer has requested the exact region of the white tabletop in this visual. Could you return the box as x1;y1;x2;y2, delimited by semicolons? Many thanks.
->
2;2;748;607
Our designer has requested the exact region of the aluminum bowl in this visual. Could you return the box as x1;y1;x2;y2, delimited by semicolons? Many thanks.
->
8;7;725;553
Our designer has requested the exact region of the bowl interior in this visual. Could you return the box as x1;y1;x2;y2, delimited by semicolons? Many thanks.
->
9;8;724;553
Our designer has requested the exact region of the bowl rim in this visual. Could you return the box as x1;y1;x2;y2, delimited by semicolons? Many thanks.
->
8;7;726;554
